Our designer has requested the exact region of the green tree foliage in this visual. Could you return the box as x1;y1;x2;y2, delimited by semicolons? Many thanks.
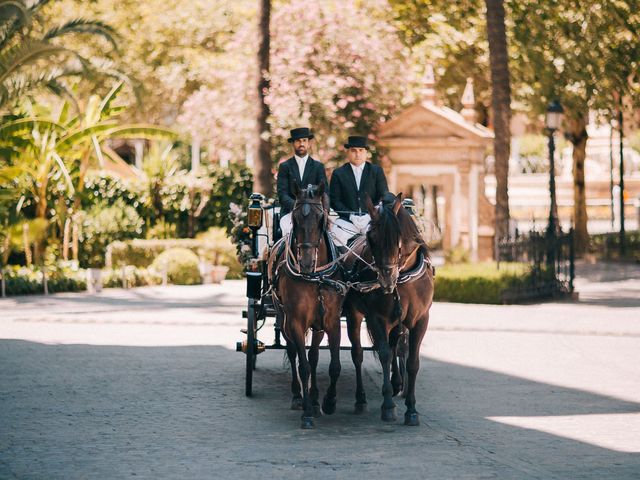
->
78;199;144;268
0;0;121;111
390;0;640;254
43;0;253;124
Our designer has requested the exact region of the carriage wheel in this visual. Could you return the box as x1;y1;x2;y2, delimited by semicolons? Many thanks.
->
245;300;257;397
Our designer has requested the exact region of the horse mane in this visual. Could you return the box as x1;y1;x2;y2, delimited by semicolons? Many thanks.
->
371;199;401;254
381;192;430;258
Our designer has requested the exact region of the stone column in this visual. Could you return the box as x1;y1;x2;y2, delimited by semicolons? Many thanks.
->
469;163;480;261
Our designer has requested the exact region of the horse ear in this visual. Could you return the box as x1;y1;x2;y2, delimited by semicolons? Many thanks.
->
365;193;378;219
392;192;403;215
292;182;300;198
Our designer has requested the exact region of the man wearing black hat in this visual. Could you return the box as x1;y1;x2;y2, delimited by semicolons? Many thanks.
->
329;135;389;246
277;127;327;236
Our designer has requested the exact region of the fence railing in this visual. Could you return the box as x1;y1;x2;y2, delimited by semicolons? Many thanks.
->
497;229;575;302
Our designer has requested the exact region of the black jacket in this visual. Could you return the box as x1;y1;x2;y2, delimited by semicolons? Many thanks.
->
329;162;389;220
277;156;327;216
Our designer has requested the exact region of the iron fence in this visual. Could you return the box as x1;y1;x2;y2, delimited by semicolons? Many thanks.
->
497;229;575;302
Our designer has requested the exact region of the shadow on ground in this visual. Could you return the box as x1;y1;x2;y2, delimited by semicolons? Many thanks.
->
1;340;638;479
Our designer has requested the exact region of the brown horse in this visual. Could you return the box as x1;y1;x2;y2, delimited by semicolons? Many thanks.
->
268;183;346;429
343;192;434;426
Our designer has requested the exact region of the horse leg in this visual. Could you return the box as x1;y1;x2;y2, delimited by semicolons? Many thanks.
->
404;316;429;426
371;319;396;422
389;325;403;397
286;340;302;410
309;330;324;417
292;328;314;429
322;311;341;415
346;310;367;413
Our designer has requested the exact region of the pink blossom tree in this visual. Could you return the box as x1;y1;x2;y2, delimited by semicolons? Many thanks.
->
179;0;411;169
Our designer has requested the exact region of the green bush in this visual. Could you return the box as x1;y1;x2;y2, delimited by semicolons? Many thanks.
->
101;267;162;288
78;200;145;268
150;248;201;285
2;265;86;295
106;233;243;279
589;230;640;262
434;262;534;304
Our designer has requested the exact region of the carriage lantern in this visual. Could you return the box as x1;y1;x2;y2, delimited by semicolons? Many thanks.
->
247;193;264;229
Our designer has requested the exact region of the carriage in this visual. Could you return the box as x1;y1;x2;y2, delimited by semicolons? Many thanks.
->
236;185;433;428
235;192;418;396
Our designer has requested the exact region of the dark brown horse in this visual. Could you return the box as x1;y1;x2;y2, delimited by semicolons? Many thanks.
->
268;183;346;429
343;192;434;425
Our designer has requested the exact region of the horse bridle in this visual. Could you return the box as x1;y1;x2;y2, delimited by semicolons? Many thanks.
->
291;200;327;270
366;229;403;279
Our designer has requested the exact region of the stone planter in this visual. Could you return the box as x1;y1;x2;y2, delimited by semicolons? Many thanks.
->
86;268;103;293
200;263;229;284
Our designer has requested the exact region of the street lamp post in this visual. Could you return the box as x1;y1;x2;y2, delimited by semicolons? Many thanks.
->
545;100;564;236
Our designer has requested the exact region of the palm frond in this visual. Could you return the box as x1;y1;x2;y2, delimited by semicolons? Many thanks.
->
43;18;118;51
98;80;124;118
27;0;51;14
55;122;119;149
51;151;74;195
0;39;68;81
0;66;68;109
103;124;180;142
0;0;30;51
45;79;80;115
0;117;64;140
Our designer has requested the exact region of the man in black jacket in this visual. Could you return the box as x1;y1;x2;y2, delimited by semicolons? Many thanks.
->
277;127;327;236
329;135;389;245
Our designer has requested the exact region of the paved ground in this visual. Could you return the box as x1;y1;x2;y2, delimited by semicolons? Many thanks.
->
1;262;639;479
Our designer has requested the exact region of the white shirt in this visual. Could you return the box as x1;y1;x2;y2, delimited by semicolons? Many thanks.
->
350;162;365;190
294;154;309;182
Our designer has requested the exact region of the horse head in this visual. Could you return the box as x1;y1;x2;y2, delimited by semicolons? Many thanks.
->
365;192;403;294
291;182;328;274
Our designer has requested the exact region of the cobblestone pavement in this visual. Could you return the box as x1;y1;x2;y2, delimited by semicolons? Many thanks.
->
1;262;639;479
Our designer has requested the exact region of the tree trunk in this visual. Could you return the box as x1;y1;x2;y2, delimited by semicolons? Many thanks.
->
254;0;272;195
566;114;589;255
485;0;511;241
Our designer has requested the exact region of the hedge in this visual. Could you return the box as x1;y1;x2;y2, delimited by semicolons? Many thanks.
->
589;230;640;262
1;266;86;295
433;262;535;304
105;235;243;279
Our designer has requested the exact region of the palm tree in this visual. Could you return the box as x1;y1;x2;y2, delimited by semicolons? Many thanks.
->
0;0;120;110
485;0;511;241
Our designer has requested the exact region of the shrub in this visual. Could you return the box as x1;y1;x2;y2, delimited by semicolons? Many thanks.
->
105;235;243;279
2;265;86;295
102;267;162;288
433;262;533;304
444;245;470;264
150;248;201;285
78;200;145;268
589;230;640;262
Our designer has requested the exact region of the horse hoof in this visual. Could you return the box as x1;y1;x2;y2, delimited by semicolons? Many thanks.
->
354;402;368;414
322;397;336;415
291;397;303;410
312;405;323;417
381;406;397;422
404;412;420;426
300;416;315;429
